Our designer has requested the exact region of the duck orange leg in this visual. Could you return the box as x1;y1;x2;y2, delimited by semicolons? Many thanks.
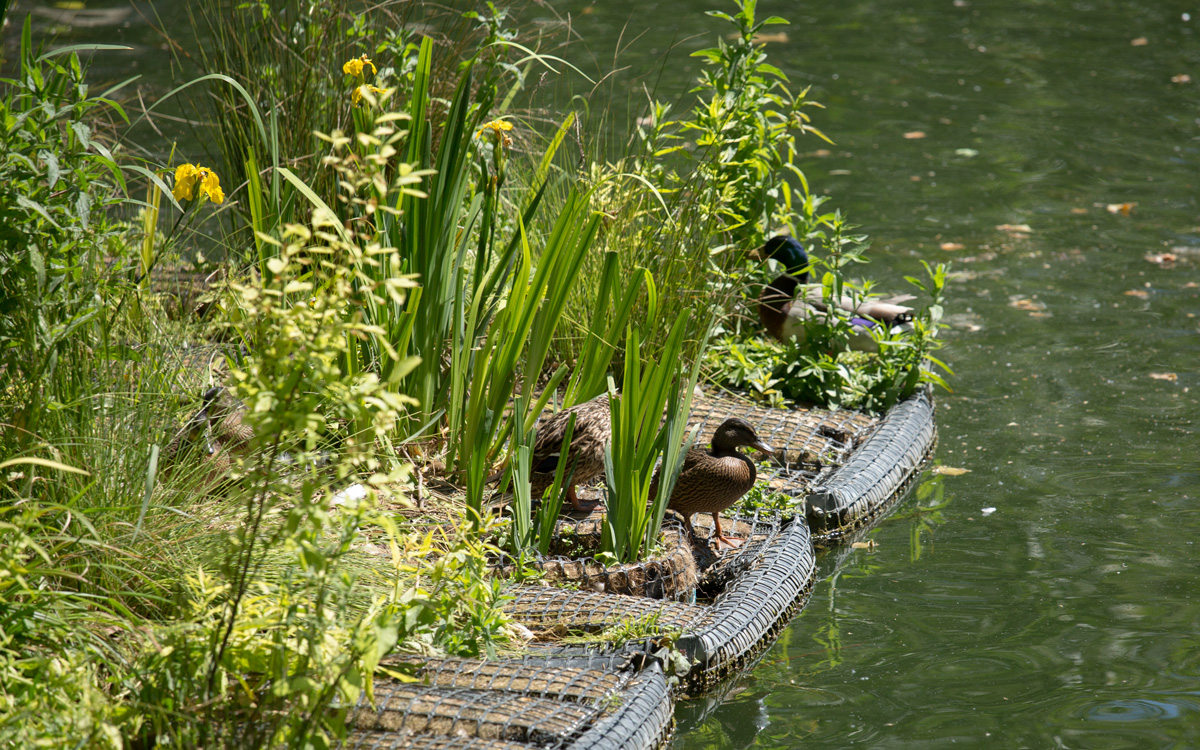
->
712;513;742;550
566;485;600;512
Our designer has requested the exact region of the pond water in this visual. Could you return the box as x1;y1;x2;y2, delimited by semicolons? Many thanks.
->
8;0;1199;747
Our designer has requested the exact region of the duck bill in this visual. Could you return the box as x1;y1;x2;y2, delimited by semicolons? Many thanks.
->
751;439;775;455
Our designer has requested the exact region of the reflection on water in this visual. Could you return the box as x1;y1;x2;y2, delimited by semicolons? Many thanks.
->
7;0;1199;747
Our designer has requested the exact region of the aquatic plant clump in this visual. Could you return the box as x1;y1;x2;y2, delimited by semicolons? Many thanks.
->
0;0;954;745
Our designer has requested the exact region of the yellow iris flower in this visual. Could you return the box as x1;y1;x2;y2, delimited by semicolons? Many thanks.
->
351;84;390;106
476;119;513;147
476;119;513;138
173;163;225;204
342;55;377;78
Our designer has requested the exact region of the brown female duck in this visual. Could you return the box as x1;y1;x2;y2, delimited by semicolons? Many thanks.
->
528;393;611;512
161;386;254;483
758;235;915;352
656;417;774;549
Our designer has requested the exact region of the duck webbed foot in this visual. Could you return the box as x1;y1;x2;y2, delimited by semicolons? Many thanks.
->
712;513;743;550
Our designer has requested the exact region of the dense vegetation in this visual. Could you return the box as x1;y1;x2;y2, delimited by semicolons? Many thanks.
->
0;1;946;746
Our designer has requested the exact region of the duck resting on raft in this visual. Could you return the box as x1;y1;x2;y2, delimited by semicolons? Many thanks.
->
756;234;916;352
524;393;612;512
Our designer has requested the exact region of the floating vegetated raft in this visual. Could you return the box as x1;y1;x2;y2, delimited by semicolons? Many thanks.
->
346;654;674;750
342;389;937;750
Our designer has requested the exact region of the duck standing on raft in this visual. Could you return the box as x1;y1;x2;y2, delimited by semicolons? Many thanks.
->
526;393;612;512
653;417;775;550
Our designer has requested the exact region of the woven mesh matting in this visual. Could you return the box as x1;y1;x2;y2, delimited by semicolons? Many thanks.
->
500;512;816;695
522;390;880;534
343;659;673;750
804;388;937;545
567;663;674;750
678;515;816;691
541;503;789;601
685;392;879;498
687;512;784;598
376;657;625;701
503;586;709;636
495;519;700;601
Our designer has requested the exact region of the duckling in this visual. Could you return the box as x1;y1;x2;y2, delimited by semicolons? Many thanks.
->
654;418;774;550
757;235;915;351
528;393;611;512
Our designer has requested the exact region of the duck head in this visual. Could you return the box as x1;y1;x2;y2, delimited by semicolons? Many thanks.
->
760;235;811;281
712;418;775;456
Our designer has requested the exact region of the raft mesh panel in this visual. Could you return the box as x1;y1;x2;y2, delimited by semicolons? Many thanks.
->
678;516;817;691
529;391;880;533
349;684;593;742
690;511;783;598
503;586;708;635
567;664;675;750
495;519;700;601
343;661;673;750
502;512;816;695
685;393;879;500
805;389;938;545
344;733;537;750
376;657;626;702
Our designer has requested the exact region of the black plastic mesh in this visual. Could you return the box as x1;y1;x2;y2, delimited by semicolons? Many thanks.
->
804;388;938;545
503;586;709;635
566;664;674;750
685;392;880;499
349;686;593;742
377;657;625;702
494;518;700;601
499;512;816;695
690;511;784;598
528;510;786;603
343;735;534;750
678;516;817;691
523;391;880;542
343;659;673;750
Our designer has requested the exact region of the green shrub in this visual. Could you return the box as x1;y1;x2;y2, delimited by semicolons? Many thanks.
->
0;16;135;451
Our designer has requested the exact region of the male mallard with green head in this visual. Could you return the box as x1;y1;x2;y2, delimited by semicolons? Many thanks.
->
528;393;611;512
655;417;774;549
757;235;915;352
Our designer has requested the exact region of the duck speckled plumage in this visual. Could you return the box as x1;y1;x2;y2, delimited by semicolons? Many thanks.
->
757;235;915;352
529;393;611;512
655;417;774;549
162;386;253;483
